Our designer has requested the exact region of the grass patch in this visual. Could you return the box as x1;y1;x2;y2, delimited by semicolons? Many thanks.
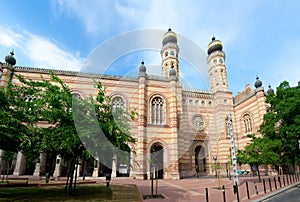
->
0;184;140;201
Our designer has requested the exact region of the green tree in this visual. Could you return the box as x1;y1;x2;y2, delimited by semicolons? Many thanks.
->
260;81;300;172
5;72;85;194
0;87;25;153
0;82;30;180
5;72;136;195
73;81;136;172
237;134;282;182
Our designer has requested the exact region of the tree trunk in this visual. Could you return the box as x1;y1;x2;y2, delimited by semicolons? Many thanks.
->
257;164;261;182
68;158;75;195
65;161;71;193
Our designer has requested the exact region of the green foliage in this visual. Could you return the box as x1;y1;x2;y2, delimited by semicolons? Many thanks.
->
237;134;282;167
73;81;136;167
0;84;27;153
1;72;136;194
260;81;300;165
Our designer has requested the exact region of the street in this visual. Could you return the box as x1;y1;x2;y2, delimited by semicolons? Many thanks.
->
262;185;300;202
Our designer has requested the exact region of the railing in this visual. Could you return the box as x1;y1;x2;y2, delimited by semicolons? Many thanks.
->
205;172;300;202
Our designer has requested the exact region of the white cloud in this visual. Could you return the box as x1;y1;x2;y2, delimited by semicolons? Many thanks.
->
0;24;84;71
0;24;23;48
51;0;145;35
23;34;84;71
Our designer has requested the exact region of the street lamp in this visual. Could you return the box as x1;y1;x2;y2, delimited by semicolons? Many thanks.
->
212;156;218;178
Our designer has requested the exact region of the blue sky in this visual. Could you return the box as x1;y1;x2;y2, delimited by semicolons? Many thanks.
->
0;0;300;95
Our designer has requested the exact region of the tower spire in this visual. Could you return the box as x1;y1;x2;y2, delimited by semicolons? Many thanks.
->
161;28;179;79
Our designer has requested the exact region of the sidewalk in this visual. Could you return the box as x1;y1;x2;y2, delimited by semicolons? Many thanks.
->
108;175;300;202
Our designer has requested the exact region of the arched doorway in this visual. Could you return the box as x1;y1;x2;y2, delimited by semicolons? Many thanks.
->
150;143;164;179
195;146;206;174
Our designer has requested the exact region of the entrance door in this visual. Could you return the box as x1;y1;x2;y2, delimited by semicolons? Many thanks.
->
195;146;206;173
150;143;164;179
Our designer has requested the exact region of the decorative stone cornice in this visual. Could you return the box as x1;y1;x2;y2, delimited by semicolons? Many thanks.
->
182;88;213;99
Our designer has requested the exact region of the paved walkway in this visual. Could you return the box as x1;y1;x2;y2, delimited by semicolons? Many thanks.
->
107;175;300;202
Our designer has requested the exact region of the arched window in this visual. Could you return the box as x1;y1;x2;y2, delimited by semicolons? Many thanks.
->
112;96;125;111
243;114;252;133
151;96;165;125
72;92;82;99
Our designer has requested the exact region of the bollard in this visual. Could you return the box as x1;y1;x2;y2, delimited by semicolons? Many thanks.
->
246;181;250;199
263;179;266;194
278;176;281;188
233;182;240;202
254;182;258;195
274;177;277;189
222;185;226;202
206;187;209;202
269;178;272;192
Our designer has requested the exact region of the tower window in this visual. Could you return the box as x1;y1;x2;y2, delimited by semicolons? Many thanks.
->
170;50;175;56
165;52;168;57
151;96;165;125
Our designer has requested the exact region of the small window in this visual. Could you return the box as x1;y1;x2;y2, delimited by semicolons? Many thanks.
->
112;96;125;110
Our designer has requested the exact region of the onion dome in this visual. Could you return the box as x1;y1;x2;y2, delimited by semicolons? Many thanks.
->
207;36;223;55
139;61;146;73
5;50;16;66
254;76;262;88
267;85;275;94
162;28;177;46
169;68;176;77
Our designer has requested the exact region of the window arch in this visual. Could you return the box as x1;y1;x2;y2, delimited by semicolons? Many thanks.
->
72;92;82;99
243;114;252;134
150;96;165;125
112;96;125;111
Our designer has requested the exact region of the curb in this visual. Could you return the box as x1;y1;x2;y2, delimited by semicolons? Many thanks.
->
253;182;300;202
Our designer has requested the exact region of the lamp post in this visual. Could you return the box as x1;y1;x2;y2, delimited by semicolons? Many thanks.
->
213;156;218;178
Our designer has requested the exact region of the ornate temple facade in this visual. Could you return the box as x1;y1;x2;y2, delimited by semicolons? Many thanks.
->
0;29;273;179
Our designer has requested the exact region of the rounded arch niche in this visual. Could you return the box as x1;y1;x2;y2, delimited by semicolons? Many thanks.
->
150;142;164;179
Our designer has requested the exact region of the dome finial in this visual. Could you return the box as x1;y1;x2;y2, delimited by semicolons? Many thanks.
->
5;49;16;66
267;84;274;94
162;28;177;45
254;76;262;88
207;36;223;55
139;60;146;73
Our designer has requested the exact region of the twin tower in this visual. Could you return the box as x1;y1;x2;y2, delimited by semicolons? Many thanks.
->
160;28;228;93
